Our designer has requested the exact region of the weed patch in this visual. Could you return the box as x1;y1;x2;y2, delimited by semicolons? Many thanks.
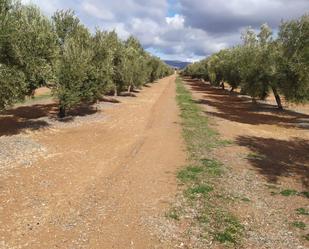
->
177;166;204;182
186;184;214;199
166;208;180;221
296;208;309;216
292;221;306;230
280;189;298;196
168;77;243;247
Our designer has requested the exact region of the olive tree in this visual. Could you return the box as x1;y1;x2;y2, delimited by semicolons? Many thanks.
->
278;14;309;103
52;11;96;117
91;30;114;98
3;3;58;95
0;0;25;110
0;65;26;110
239;24;284;108
221;47;242;92
0;1;58;109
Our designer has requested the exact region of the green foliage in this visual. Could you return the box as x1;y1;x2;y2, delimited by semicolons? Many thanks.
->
165;208;180;221
172;77;243;246
183;15;309;108
213;213;244;245
0;65;26;109
0;0;58;109
280;189;298;196
52;11;95;117
186;184;214;198
201;159;223;176
291;221;306;230
278;14;309;103
182;60;208;80
91;30;114;96
2;3;58;94
0;1;172;113
296;208;309;216
177;165;204;182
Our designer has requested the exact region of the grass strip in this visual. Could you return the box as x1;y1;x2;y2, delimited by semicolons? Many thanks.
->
168;77;243;247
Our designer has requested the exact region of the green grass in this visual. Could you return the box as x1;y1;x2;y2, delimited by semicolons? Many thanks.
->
270;188;308;198
176;78;222;157
186;184;214;199
177;165;204;182
201;159;224;176
291;221;306;230
166;208;180;221
296;208;309;216
280;189;298;196
168;77;243;247
17;93;52;105
214;213;244;244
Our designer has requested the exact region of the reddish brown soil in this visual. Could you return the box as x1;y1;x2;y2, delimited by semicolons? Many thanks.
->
0;76;186;248
185;78;309;249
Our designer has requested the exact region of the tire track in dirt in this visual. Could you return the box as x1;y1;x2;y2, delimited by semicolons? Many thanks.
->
0;75;185;249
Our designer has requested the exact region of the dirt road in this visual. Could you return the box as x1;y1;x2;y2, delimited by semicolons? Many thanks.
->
0;75;185;249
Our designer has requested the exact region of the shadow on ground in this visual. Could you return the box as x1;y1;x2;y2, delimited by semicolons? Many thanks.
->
183;77;309;188
0;103;99;136
236;136;309;188
185;78;309;129
0;84;150;137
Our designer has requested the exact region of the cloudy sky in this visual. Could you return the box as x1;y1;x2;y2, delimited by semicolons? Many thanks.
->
22;0;309;62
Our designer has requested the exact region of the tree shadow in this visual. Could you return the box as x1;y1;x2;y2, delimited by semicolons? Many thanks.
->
0;102;99;137
0;103;56;136
185;79;309;129
236;136;309;187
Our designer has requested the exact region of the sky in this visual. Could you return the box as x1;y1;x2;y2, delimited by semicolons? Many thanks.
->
22;0;309;62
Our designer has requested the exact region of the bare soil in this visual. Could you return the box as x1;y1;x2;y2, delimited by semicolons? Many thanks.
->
1;75;308;249
185;78;309;249
0;76;186;249
34;87;51;97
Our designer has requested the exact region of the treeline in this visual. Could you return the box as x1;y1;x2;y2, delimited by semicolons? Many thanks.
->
0;0;173;117
183;15;309;109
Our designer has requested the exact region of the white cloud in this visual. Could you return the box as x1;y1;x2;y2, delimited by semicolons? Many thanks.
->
166;14;185;29
81;1;114;21
20;0;309;61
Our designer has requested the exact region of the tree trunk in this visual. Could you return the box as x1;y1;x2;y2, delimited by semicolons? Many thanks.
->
31;90;36;99
58;105;66;118
96;100;99;111
114;86;118;96
272;87;283;110
127;85;132;93
221;82;225;90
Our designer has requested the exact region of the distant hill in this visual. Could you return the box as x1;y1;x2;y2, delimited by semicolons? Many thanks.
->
164;60;191;69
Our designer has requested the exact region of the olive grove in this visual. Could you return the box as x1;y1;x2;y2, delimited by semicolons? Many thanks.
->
0;0;173;116
183;15;309;109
